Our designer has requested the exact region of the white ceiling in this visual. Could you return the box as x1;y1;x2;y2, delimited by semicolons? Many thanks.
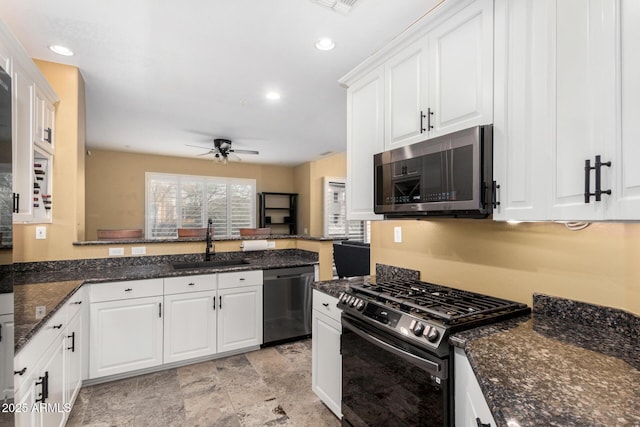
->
0;0;440;166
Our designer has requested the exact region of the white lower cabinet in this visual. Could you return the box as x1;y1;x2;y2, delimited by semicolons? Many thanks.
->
0;313;14;401
14;293;85;427
454;347;497;427
163;290;217;363
217;271;263;353
311;290;342;418
89;295;164;378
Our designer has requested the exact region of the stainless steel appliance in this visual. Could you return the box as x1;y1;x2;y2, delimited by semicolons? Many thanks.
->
374;125;494;218
263;266;315;346
339;279;530;426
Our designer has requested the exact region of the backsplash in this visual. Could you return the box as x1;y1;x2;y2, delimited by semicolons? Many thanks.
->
375;264;420;283
13;249;318;273
533;294;639;370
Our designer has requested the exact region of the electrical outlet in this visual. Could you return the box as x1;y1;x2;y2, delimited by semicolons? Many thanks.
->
131;246;146;255
35;306;46;320
394;226;402;243
35;226;47;240
267;241;276;249
109;247;125;256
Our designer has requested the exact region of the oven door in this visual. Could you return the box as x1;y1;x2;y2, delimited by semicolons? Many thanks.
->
341;315;451;427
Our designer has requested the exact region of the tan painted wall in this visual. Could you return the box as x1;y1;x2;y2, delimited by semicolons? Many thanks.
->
293;152;347;237
14;61;85;263
371;220;640;315
84;150;295;241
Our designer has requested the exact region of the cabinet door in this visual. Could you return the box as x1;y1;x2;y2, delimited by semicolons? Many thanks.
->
384;38;428;150
12;63;35;222
492;0;553;221
217;285;262;353
428;0;493;137
14;379;37;427
311;309;341;418
38;338;66;427
90;296;163;378
615;0;640;219
549;0;617;220
163;291;217;364
0;314;14;401
454;348;497;427
34;86;55;154
346;66;384;221
64;311;83;407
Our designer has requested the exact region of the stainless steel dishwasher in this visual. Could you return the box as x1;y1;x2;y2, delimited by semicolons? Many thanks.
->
262;265;315;346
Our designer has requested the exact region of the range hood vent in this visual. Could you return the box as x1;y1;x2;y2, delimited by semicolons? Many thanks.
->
311;0;363;14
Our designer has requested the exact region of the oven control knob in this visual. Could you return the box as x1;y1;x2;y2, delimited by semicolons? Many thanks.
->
340;294;349;304
426;327;440;343
356;300;365;311
349;297;357;307
410;321;425;336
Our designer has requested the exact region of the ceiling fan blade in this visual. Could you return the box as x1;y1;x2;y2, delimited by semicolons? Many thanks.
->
186;144;214;150
230;149;259;155
228;152;243;162
197;151;213;156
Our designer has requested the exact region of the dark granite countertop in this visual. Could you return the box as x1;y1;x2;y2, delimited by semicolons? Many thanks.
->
14;249;318;353
451;294;640;427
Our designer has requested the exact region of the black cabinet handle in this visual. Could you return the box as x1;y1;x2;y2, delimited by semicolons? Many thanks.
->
52;324;63;329
124;288;133;292
188;282;195;286
35;372;49;403
476;418;491;427
420;110;426;133
427;107;434;131
322;302;329;307
219;295;222;310
213;297;216;311
45;128;52;143
158;302;162;318
584;155;612;203
13;193;19;213
14;367;27;376
492;181;501;209
67;332;75;352
0;323;2;342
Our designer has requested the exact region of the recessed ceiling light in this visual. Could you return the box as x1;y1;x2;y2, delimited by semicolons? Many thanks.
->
49;45;74;56
315;38;336;51
265;91;281;100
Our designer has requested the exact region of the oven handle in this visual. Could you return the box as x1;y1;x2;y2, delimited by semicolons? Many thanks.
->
342;317;442;375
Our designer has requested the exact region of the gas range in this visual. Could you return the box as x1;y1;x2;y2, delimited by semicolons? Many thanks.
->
338;279;530;357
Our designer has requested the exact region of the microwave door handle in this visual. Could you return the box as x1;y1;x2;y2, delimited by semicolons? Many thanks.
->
342;318;442;375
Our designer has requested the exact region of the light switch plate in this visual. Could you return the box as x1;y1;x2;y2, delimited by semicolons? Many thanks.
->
394;226;402;243
35;226;46;240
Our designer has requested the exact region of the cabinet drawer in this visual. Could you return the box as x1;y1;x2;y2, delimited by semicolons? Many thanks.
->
218;270;262;289
14;308;66;393
89;279;163;303
313;290;341;323
164;274;217;295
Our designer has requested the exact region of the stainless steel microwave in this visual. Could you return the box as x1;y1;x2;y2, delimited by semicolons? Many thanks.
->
374;125;494;218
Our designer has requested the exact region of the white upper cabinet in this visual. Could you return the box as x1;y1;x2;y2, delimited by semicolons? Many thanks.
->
494;0;640;221
346;66;385;221
34;85;55;154
428;0;493;138
384;39;428;150
615;0;640;219
341;0;493;220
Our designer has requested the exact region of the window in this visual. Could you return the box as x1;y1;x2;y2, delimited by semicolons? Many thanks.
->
323;177;370;243
146;172;256;239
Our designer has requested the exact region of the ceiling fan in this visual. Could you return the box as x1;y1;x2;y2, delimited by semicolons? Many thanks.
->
187;138;260;163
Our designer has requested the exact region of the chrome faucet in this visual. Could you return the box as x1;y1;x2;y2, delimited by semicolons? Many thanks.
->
205;218;214;261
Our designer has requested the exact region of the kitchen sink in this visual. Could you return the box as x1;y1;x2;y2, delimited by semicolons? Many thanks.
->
171;259;251;270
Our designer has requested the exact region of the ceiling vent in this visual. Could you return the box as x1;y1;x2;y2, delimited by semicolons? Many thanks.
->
311;0;363;15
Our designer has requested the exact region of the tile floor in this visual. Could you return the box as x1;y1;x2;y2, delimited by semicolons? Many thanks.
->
66;339;341;427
